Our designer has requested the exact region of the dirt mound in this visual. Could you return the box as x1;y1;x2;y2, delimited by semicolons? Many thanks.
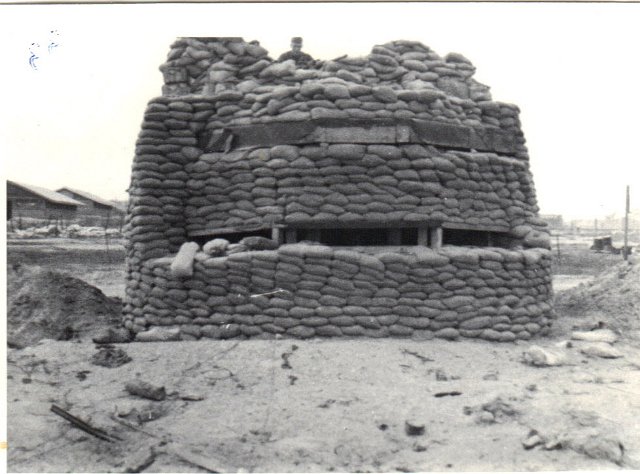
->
555;261;640;338
7;264;123;348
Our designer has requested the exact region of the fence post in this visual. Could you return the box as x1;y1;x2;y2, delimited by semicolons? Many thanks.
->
623;185;630;261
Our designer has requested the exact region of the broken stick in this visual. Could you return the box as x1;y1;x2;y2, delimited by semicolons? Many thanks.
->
50;404;120;442
110;414;234;473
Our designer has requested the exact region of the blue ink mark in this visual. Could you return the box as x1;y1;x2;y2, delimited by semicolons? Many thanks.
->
29;42;40;70
48;30;60;54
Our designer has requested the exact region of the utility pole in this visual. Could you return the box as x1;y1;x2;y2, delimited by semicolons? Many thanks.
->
623;185;630;261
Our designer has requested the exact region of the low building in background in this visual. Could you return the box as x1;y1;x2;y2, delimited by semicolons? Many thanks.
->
56;187;125;227
7;180;84;226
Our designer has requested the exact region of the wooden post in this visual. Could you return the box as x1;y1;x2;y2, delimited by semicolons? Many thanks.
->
556;234;561;262
388;228;402;245
623;185;630;261
429;226;442;249
271;227;284;245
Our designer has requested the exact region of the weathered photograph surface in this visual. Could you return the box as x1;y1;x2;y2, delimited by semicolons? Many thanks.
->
4;3;640;472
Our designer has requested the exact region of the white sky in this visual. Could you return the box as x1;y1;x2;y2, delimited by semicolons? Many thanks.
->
1;2;639;221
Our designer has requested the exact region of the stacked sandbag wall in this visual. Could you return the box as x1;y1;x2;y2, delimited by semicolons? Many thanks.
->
182;143;543;234
159;38;527;159
124;99;199;321
124;37;554;339
123;244;553;341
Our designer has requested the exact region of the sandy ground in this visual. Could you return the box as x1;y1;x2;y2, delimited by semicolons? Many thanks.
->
6;236;640;472
7;338;640;472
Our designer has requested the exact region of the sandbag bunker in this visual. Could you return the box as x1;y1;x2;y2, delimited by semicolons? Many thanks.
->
124;37;554;342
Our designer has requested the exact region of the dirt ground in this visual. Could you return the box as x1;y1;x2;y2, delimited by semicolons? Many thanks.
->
5;236;640;472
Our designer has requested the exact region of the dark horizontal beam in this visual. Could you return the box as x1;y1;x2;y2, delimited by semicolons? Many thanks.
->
199;118;519;155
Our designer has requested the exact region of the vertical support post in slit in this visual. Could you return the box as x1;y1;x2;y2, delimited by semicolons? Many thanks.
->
418;225;429;246
285;228;297;244
430;226;443;250
272;227;284;245
388;228;402;246
487;232;493;247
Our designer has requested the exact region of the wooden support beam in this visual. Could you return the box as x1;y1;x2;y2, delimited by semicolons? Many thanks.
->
430;226;443;250
271;227;284;245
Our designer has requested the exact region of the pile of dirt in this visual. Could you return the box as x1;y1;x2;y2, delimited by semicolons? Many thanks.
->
7;264;123;348
555;260;640;339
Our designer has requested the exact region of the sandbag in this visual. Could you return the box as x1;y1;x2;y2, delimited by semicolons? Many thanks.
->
171;242;200;277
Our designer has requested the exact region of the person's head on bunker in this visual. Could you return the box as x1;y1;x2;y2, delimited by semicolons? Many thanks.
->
291;37;303;53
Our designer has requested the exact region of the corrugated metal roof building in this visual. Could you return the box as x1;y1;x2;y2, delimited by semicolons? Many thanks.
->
57;187;125;227
7;180;84;222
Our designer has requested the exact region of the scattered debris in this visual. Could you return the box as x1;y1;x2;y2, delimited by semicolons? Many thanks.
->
401;348;434;363
281;353;292;369
481;397;519;421
435;369;448;381
131;403;171;424
288;375;298;385
112;415;233;472
125;380;167;401
281;344;298;369
567;409;600;427
122;445;156;473
412;442;427;452
318;399;335;409
482;371;499;381
522;430;544;450
571;329;618;344
522;345;567;367
179;393;205;401
434;391;461;398
378;423;388;431
115;400;172;424
317;398;356;409
50;404;120;442
91;345;132;368
477;411;495;424
466;396;519;425
561;433;625;465
580;342;623;359
404;419;425;436
76;370;91;381
166;441;234;472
